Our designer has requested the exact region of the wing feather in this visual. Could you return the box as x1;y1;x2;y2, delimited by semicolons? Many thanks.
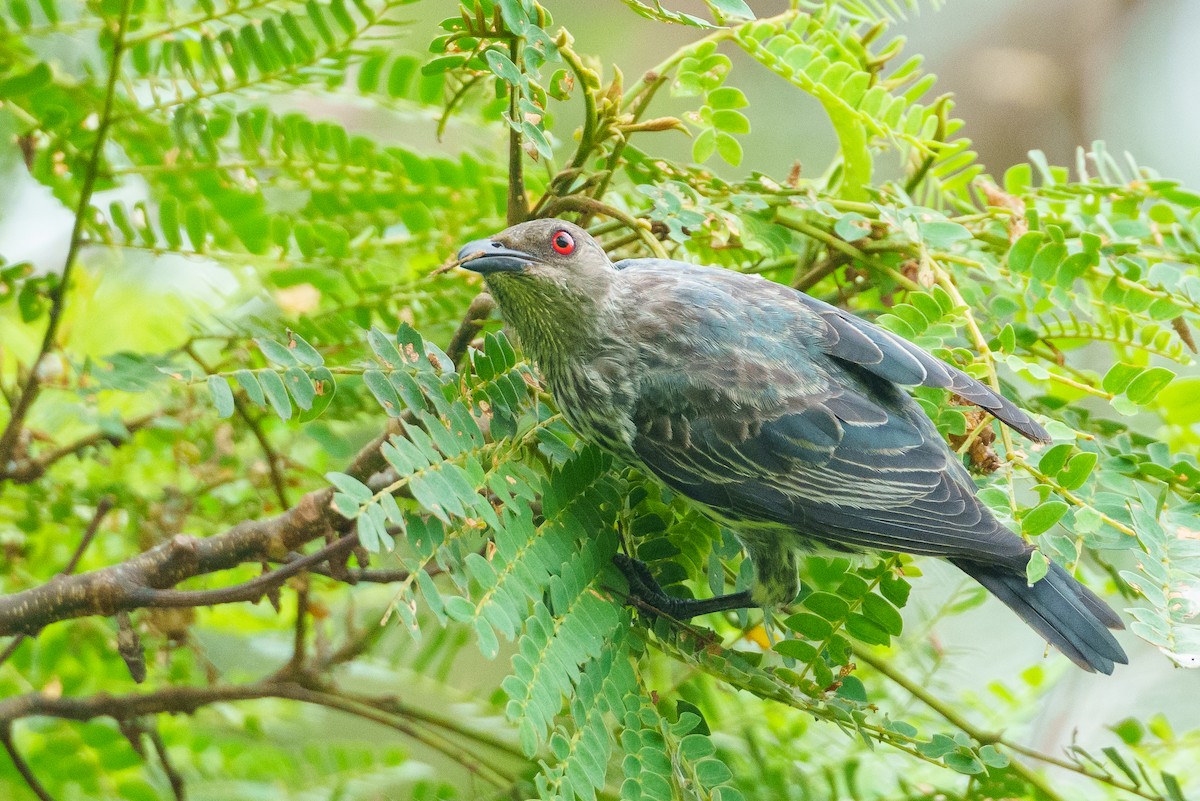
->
617;260;1034;567
795;291;1050;443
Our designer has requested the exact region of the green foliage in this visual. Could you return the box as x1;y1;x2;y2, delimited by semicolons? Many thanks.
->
2;1;1199;800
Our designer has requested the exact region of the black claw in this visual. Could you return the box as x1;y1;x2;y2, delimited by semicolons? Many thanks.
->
611;553;757;620
612;553;678;615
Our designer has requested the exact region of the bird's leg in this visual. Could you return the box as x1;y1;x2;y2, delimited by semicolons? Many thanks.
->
612;553;755;619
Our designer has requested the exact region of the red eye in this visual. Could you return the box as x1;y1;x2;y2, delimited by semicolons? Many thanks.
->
551;230;575;255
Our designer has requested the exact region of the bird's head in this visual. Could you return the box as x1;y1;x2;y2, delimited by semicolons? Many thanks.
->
456;218;613;293
455;219;617;363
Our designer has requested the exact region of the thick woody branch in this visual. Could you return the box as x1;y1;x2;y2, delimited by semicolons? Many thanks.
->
0;488;340;637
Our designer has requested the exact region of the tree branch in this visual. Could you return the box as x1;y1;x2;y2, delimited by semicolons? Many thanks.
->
445;292;496;368
143;724;186;801
1;411;163;484
0;0;134;478
0;679;523;789
852;645;1164;801
506;38;529;225
0;489;341;637
185;345;290;509
1;725;57;801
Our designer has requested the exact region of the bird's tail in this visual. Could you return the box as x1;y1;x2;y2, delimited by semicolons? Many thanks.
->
952;557;1128;674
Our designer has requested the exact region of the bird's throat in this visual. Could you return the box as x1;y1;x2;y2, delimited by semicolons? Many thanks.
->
483;275;601;372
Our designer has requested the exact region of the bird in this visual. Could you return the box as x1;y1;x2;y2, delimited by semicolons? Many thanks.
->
455;218;1128;674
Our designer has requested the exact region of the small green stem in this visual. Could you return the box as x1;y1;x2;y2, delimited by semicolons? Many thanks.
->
777;216;922;291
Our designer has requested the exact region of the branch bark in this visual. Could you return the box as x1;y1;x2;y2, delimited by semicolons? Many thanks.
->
0;489;340;636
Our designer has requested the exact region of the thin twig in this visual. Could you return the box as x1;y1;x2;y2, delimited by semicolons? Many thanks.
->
289;585;309;674
1;725;57;801
0;0;134;479
139;532;358;610
853;645;1163;801
541;196;667;258
186;345;289;509
0;680;522;789
65;496;116;574
2;411;163;483
793;254;848;291
445;293;496;367
144;726;186;801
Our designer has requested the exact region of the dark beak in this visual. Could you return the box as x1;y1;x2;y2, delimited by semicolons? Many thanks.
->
456;239;534;274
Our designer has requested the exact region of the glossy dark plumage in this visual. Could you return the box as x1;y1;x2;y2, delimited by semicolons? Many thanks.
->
457;219;1127;673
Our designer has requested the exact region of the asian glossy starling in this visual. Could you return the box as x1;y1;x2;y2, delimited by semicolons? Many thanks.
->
456;219;1127;673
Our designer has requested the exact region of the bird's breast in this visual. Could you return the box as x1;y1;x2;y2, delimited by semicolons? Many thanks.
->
545;355;639;459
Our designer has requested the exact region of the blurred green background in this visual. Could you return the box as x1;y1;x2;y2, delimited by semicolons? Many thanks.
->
2;1;1198;798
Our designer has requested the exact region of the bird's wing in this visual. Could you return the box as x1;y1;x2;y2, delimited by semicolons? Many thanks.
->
616;259;1048;443
616;261;1031;564
791;290;1050;443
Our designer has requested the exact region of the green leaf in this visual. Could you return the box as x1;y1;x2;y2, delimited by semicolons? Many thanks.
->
286;330;323;366
1102;747;1142;788
708;86;747;109
1038;443;1074;476
774;639;817;662
364;369;402;416
326;472;372;503
1058;451;1098;490
692;128;716;163
258;370;292;421
944;751;985;775
1025;551;1050;586
1029;241;1066;281
1125;367;1174;404
207;375;235;418
694;758;733;787
256;337;299;367
233;369;265;407
284;367;315;410
1110;718;1144;746
705;0;754;19
783;612;833;640
1007;231;1044;273
484;49;522;85
803;592;849;620
0;62;52;96
298;367;336;422
1102;363;1143;394
917;733;957;758
714;132;742;166
1022;502;1069;536
712;109;750;134
1162;772;1185;801
919;221;971;248
978;744;1009;768
368;327;404;368
861;593;903;636
836;675;867;702
834;212;871;242
845;613;890;645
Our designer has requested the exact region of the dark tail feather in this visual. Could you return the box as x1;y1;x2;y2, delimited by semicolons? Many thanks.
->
954;558;1128;674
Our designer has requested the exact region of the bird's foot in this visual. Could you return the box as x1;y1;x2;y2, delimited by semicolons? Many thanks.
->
611;553;755;620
